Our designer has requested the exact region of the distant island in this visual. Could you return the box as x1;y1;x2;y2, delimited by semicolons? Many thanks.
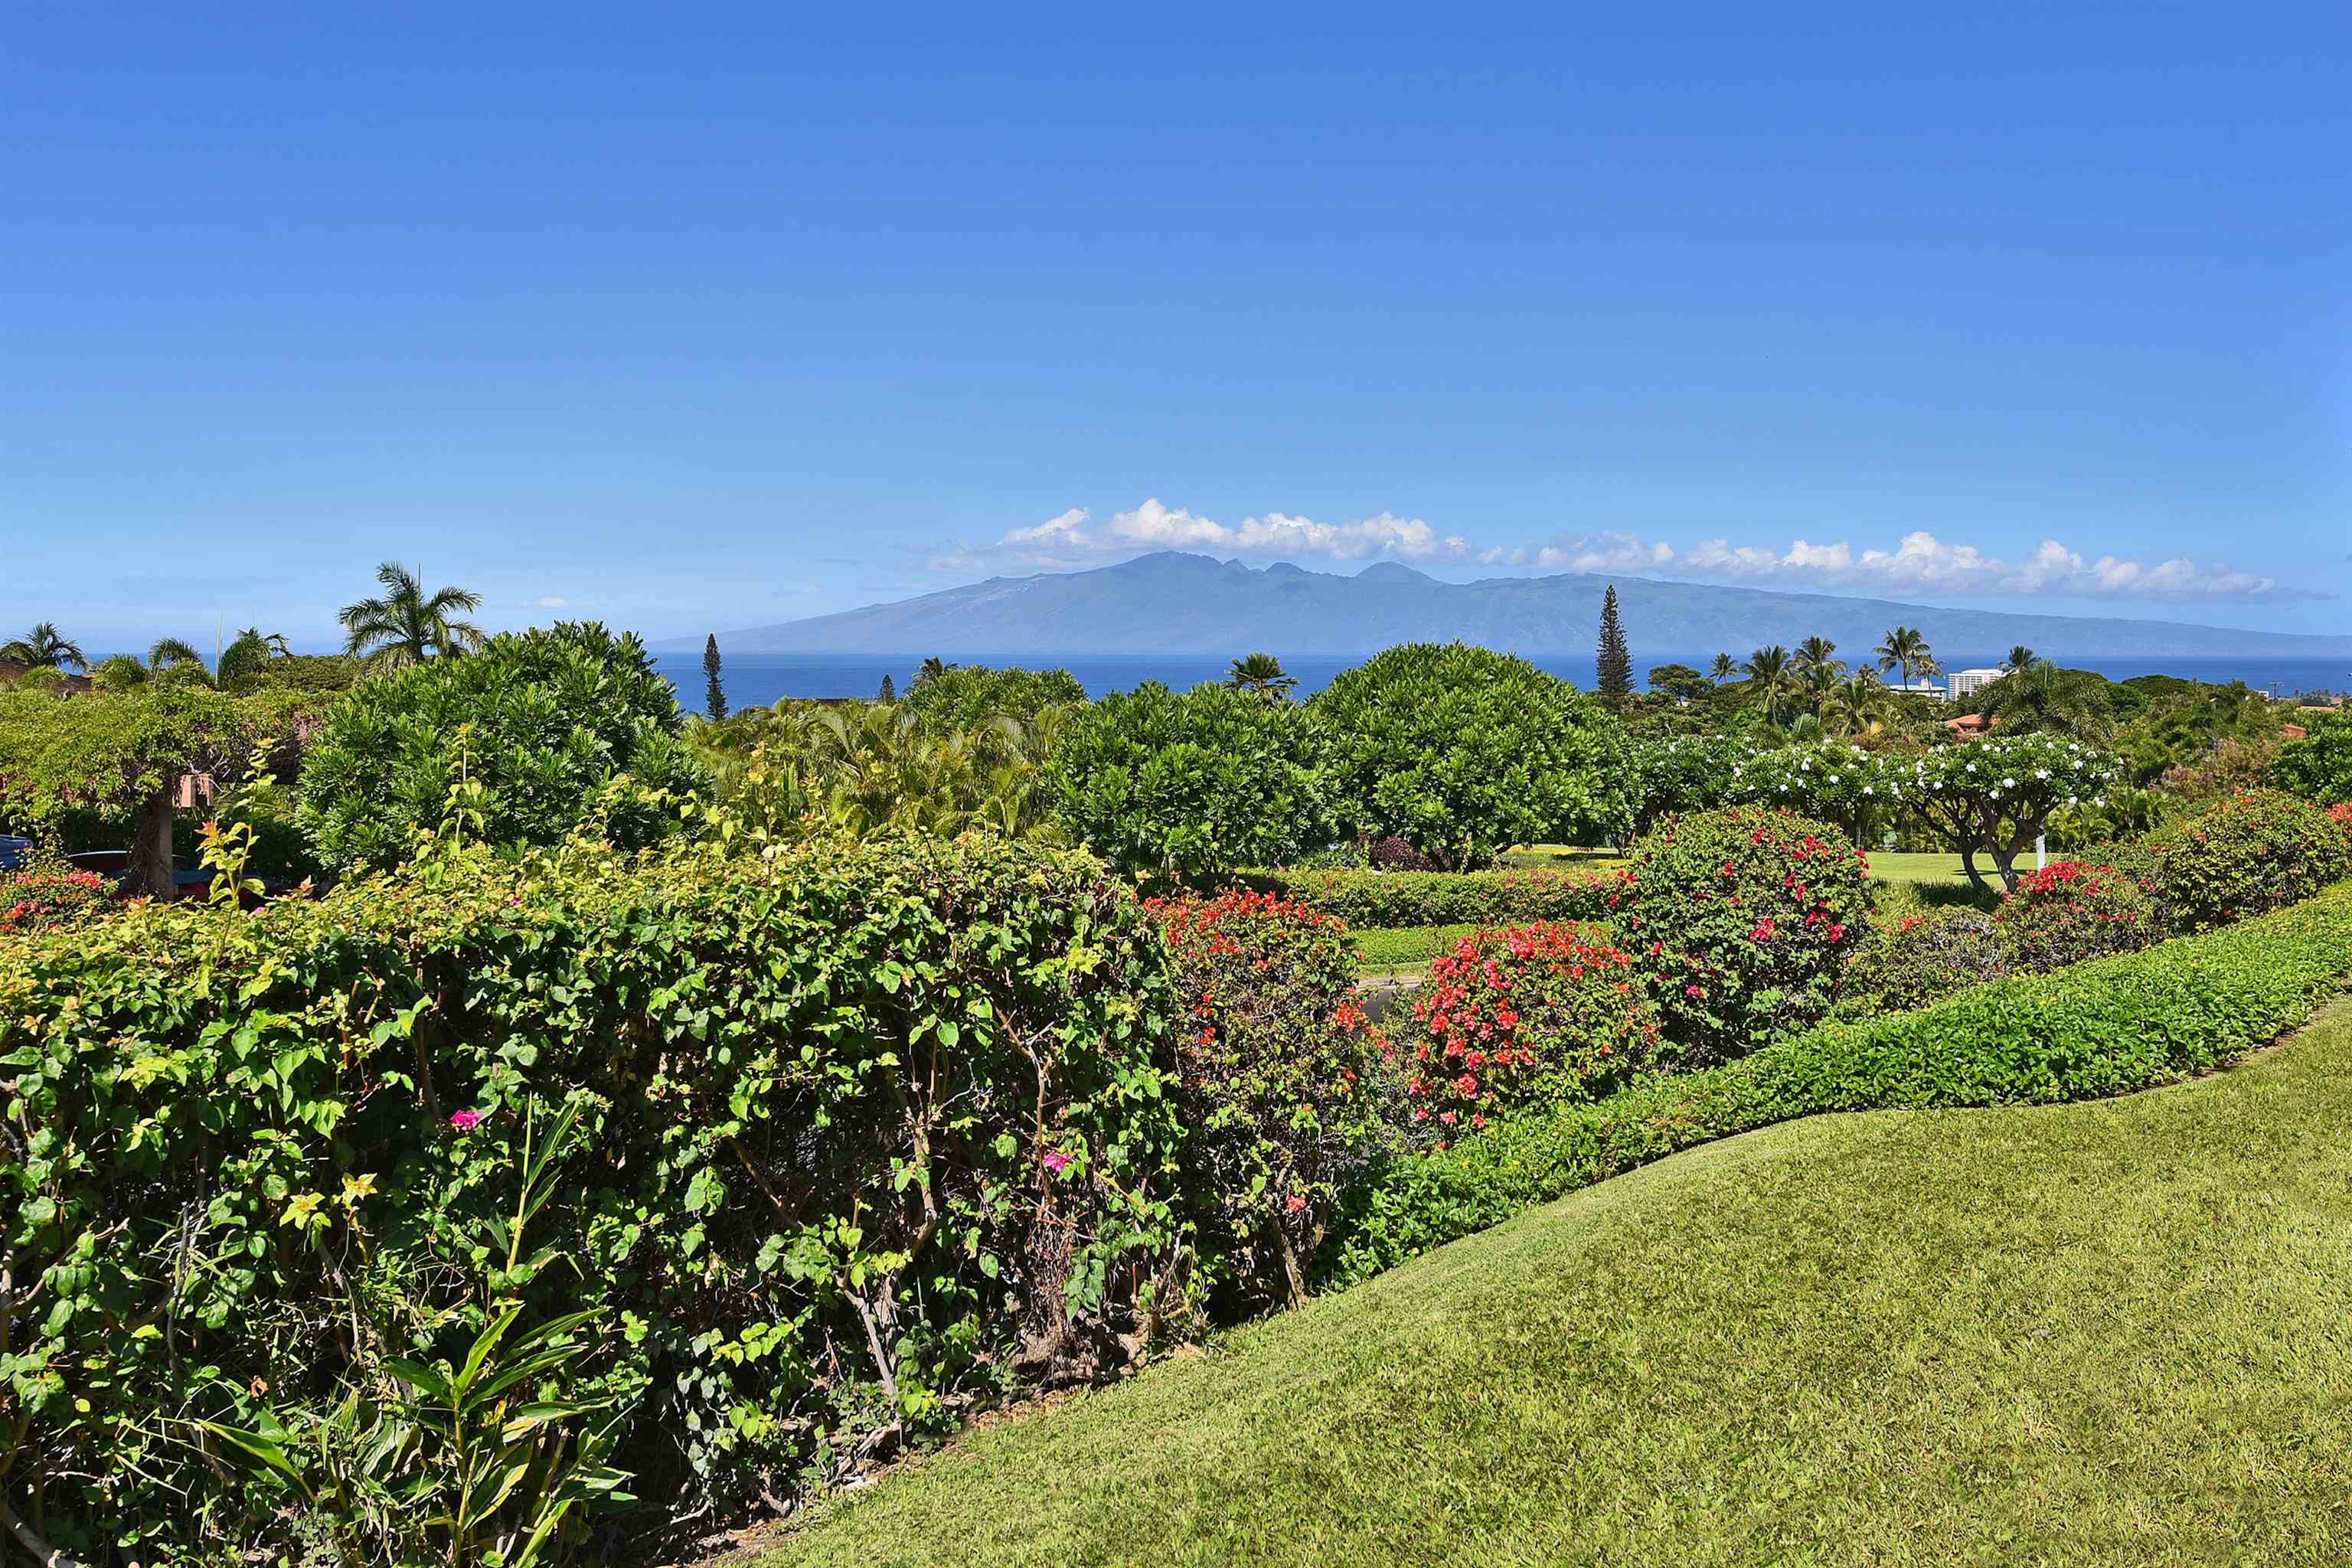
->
661;552;2352;659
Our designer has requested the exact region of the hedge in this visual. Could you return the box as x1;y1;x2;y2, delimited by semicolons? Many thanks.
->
1319;877;2352;1289
0;835;1187;1560
1257;866;1625;929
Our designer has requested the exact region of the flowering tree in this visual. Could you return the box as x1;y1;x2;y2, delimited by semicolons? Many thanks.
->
1890;735;2122;893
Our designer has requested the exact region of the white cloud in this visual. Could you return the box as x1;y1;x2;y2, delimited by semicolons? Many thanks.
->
936;498;1468;572
534;595;570;608
938;507;2301;601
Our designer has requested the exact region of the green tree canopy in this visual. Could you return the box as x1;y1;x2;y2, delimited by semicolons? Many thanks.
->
0;684;315;896
2272;708;2352;805
1308;642;1625;868
1049;681;1334;877
295;622;701;872
899;663;1086;733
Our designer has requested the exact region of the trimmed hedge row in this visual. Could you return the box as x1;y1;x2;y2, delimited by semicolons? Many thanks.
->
1318;877;2352;1289
0;836;1191;1560
1257;865;1625;929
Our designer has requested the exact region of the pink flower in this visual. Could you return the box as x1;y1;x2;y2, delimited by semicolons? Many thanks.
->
1284;1193;1308;1214
1040;1150;1071;1174
447;1109;484;1132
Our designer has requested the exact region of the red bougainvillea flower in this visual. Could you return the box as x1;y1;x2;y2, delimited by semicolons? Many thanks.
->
1040;1150;1071;1174
1284;1192;1308;1214
447;1109;485;1132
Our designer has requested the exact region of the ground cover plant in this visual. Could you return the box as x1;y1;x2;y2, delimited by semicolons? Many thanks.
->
763;996;2352;1567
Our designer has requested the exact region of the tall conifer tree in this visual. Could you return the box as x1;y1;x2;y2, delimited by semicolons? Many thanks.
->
702;634;728;721
1596;584;1633;704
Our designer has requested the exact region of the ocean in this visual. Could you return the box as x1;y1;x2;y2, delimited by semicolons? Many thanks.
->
658;652;2352;711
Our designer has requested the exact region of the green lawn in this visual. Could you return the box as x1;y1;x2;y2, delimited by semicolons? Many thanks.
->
761;1003;2352;1566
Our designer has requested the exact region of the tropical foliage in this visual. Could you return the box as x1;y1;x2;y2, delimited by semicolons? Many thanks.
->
338;561;488;670
1049;681;1333;877
1310;642;1625;868
296;622;699;871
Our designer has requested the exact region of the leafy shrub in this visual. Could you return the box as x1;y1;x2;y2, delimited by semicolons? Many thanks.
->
1256;865;1625;929
1148;890;1396;1308
1322;879;2352;1289
2328;801;2352;851
1309;642;1626;867
1049;681;1334;877
1403;924;1658;1135
0;865;113;933
901;663;1086;732
1833;903;2008;1018
0;835;1188;1557
296;622;702;873
2271;708;2352;804
2145;789;2350;932
1994;860;2159;972
1624;806;1872;1060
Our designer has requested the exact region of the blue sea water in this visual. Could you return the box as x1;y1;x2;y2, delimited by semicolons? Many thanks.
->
658;652;2352;712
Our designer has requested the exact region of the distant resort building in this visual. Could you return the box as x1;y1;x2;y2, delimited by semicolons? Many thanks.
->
1946;668;2006;701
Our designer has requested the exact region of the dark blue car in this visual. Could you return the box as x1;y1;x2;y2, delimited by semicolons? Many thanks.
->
0;835;31;873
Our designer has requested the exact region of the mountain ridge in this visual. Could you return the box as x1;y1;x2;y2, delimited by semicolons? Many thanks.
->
659;552;2352;660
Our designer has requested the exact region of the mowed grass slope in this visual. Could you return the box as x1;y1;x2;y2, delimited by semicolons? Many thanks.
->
767;1003;2352;1567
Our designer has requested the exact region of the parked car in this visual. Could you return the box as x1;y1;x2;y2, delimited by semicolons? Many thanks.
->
0;835;31;872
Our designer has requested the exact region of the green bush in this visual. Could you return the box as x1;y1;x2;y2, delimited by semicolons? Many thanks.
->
1994;859;2160;972
0;835;1189;1557
1322;877;2352;1289
1403;924;1659;1134
1256;865;1625;929
1309;642;1625;868
1625;807;1873;1060
295;622;702;874
901;663;1086;733
1049;681;1333;877
2271;709;2352;803
1147;889;1397;1309
2145;789;2350;932
1833;903;2009;1018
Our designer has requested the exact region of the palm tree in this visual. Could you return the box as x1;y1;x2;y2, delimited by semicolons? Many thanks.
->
1227;652;1298;701
2004;645;2039;675
0;622;87;671
1873;626;1931;689
1792;635;1846;684
1824;671;1893;737
339;564;486;671
216;627;288;689
1741;645;1795;725
1708;652;1737;685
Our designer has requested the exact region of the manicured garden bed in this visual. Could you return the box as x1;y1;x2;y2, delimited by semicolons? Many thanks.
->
762;995;2352;1566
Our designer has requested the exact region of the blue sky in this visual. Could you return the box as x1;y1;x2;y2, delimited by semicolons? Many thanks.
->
5;3;2347;652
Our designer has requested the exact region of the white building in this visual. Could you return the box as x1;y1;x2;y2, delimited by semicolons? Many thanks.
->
1948;668;2004;701
1890;681;1949;701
